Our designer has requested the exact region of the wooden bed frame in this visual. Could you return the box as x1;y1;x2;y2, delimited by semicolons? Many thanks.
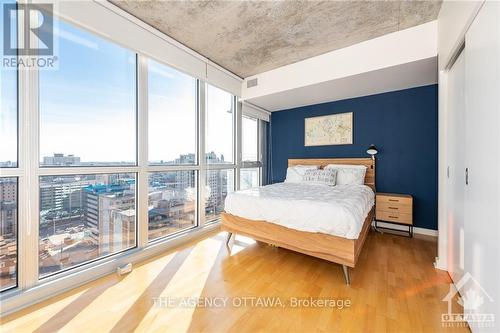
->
221;158;375;285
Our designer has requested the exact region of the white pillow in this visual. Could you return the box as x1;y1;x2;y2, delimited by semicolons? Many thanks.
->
302;169;337;186
285;165;319;183
324;164;367;185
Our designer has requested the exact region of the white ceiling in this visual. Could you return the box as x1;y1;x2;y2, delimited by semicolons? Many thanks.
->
245;57;438;112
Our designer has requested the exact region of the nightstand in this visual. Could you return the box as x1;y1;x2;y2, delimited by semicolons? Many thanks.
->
375;192;413;237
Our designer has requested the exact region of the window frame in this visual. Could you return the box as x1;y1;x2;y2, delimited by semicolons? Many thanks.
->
147;58;199;167
239;115;264;189
0;177;19;292
0;1;20;292
0;8;245;310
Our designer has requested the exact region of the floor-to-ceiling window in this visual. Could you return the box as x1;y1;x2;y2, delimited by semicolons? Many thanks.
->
205;84;236;222
147;60;198;241
38;18;138;277
0;0;18;291
240;115;263;190
0;3;247;297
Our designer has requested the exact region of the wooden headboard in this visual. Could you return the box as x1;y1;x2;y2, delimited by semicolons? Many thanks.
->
288;158;375;189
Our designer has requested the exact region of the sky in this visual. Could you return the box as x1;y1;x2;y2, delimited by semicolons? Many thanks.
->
0;10;249;166
0;0;18;165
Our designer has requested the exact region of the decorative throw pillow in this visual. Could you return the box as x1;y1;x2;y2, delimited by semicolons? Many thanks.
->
302;169;337;186
285;165;319;183
324;164;367;185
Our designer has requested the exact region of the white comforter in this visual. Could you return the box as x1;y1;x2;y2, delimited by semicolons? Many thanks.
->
224;182;375;239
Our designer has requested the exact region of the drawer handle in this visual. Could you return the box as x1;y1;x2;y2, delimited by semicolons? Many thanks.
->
388;199;399;202
389;215;398;219
388;207;398;210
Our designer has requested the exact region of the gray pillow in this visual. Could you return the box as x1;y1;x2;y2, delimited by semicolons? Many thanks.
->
302;169;337;186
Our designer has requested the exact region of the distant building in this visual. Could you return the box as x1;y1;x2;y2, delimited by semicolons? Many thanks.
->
175;153;196;165
0;178;17;283
0;202;17;236
206;170;231;219
0;178;16;203
39;177;93;214
0;178;17;237
84;179;136;255
42;153;81;166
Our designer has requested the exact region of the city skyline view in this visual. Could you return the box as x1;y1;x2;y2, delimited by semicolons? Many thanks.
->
0;4;262;293
0;15;239;167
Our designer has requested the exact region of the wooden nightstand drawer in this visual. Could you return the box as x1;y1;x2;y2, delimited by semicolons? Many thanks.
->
376;210;412;225
376;193;412;206
376;202;412;214
375;192;414;237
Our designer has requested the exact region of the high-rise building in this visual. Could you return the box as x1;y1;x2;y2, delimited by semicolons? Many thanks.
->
0;179;16;203
39;177;93;216
42;154;81;166
84;179;136;255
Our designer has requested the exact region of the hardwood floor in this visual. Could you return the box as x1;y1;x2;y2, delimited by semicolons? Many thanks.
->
0;230;469;333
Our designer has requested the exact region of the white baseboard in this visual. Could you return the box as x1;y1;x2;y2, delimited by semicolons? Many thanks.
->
434;256;448;271
372;220;438;237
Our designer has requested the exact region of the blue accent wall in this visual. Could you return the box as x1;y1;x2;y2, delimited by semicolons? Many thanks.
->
270;84;438;230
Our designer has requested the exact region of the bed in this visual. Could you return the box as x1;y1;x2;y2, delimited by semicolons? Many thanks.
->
221;158;376;284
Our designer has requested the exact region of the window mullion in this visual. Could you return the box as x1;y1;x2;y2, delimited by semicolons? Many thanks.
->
18;50;40;289
198;81;207;227
235;100;242;190
137;54;149;249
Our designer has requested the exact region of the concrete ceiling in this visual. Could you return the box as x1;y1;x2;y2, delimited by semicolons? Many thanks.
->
112;0;442;78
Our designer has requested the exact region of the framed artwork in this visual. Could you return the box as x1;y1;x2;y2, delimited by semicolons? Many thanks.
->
304;112;353;146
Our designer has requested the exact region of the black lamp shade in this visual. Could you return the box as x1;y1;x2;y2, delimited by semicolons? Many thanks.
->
366;144;378;155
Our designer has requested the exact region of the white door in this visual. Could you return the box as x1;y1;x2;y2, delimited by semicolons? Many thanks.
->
446;50;466;284
464;0;500;323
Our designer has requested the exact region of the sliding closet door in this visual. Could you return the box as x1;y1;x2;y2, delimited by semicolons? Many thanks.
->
446;51;465;284
464;0;500;322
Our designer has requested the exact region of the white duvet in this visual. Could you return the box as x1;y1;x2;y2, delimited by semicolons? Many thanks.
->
224;182;375;239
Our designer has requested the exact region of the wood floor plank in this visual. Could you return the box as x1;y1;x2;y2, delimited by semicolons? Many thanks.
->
0;230;470;333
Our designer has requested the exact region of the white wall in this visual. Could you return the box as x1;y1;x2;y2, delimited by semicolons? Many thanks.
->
438;0;483;70
242;21;437;102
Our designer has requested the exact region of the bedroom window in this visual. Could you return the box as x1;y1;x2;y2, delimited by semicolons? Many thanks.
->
39;19;137;167
1;1;19;292
242;116;258;162
240;115;264;189
0;178;18;291
36;16;139;279
1;4;243;295
206;84;234;164
240;168;259;190
148;60;197;166
39;173;137;277
205;169;234;222
148;171;197;241
0;45;17;168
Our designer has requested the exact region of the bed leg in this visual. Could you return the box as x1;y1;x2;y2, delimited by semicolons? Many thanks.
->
342;265;350;285
225;232;233;246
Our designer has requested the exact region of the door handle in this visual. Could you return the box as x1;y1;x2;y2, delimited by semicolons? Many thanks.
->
465;168;469;185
